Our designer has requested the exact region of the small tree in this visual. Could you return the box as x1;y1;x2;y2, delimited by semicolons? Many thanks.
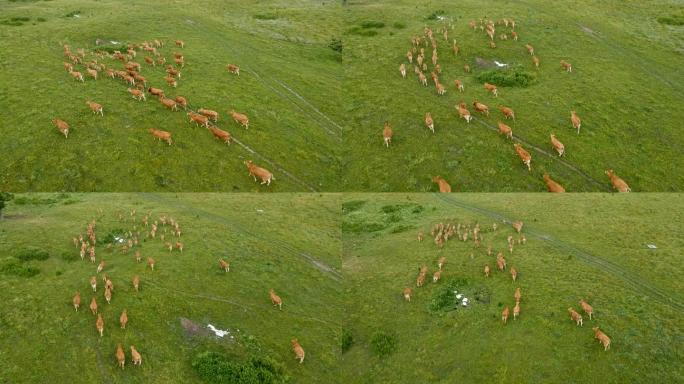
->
0;192;14;219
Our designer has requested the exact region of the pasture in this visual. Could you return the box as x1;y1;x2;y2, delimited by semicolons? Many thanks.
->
0;0;343;192
341;0;684;192
341;193;684;383
0;193;342;383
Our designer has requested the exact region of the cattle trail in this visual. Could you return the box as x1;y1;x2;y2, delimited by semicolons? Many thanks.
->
271;77;344;132
433;194;684;312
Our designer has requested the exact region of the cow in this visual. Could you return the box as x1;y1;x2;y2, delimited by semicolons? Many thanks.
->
133;275;140;292
86;101;104;116
571;111;581;133
418;72;427;86
436;82;446;95
87;68;98;80
511;267;518;281
90;276;97;292
147;257;155;270
499;106;515;120
498;122;513;139
383;122;393;147
52;118;69;138
164;76;178;88
416;272;426;287
550;134;565;156
198;108;219;122
130;345;142;365
543;174;566;193
104;287;112;304
489;41;497;49
97;260;105;274
73;292;81;311
580;299;594;319
399;63;406;78
89;297;98;315
514;143;531;171
209;126;231;144
438;256;446;270
63;62;73;72
149;128;172;145
175;96;187;110
455;79;464;92
496;255;506;271
291;339;305;363
511;31;519;41
148;87;165;99
227;64;240;75
514;287;521;302
244;160;274;185
144;56;155;66
513;301;520;320
229;110;249;129
593;327;611;351
218;259;230;272
484;264;490;277
605;170;631;192
433;270;442;283
525;44;534;55
96;313;104;337
175;40;185;48
269;289;282;310
512;221;523;233
432;176;452;193
568;308;583;326
424;112;435;133
560;60;572;72
120;310;128;329
105;278;114;292
464;64;471;73
70;71;84;82
473;101;489;116
484;83;498;97
502;306;510;324
116;343;125;369
128;88;146;101
417;231;424;242
457;102;472;123
188;112;209;128
403;287;412;302
532;55;539;69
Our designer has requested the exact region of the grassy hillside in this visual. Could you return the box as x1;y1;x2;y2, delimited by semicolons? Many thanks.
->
341;193;684;383
0;0;343;192
341;0;684;191
0;193;341;383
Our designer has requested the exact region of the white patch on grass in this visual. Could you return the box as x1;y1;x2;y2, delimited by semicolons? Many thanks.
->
646;244;657;249
494;61;508;68
207;324;230;338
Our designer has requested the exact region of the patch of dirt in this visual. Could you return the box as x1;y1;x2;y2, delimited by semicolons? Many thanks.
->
180;317;210;338
580;25;594;35
475;57;494;68
95;38;120;46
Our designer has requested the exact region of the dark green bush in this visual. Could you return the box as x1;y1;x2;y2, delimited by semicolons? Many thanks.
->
657;15;684;25
15;247;49;262
342;220;386;234
13;196;58;205
328;38;343;53
192;351;288;384
341;328;354;353
429;278;471;312
476;66;537;87
370;331;397;357
0;259;40;277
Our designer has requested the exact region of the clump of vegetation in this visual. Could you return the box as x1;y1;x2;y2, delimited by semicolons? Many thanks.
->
477;66;537;87
94;44;124;54
0;17;30;26
13;196;59;205
657;15;684;26
0;259;40;278
370;331;397;357
191;352;288;384
360;20;385;29
342;200;366;213
0;192;13;219
429;278;471;312
253;13;278;20
37;17;47;22
341;328;354;353
346;27;378;37
426;10;445;21
65;10;80;18
392;22;406;29
60;251;79;263
101;228;126;244
14;247;50;262
328;38;343;53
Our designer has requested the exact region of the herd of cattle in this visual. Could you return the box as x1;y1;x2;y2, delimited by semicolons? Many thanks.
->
391;18;632;193
55;39;275;187
69;208;304;370
403;219;612;351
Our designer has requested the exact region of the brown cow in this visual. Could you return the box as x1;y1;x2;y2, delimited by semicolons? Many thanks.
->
96;313;104;337
418;72;427;86
244;160;274;185
188;112;209;128
87;68;98;80
464;64;470;73
514;143;531;171
116;343;125;369
147;257;155;270
130;345;142;365
433;270;442;283
416;272;426;287
502;306;510;324
120;310;128;329
89;297;98;315
292;339;305;363
175;40;185;48
52;118;69;138
198;108;219;122
269;289;282;310
403;287;412;302
383;122;393;147
511;267;518;281
571;111;581;133
455;79;464;92
457;102;472;123
436;82;446;95
499;106;515;120
432;176;452;193
209;126;231;144
605;170;631;192
484;82;498;97
560;60;572;72
550;134;565;156
219;259;230;272
437;256;446;270
592;327;611;351
90;276;97;292
473;101;489;116
133;275;140;292
149;129;172;145
512;221;523;233
70;71;84;82
227;64;240;75
63;62;73;72
399;63;406;78
568;308;583;326
525;44;534;55
484;264;490;277
175;96;187;110
164;75;177;88
73;292;81;311
532;55;540;69
417;231;424;242
513;301;520;320
97;260;105;274
104;287;112;304
425;112;434;133
148;87;165;99
128;88;146;101
498;122;513;139
543;174;566;193
86;101;104;116
229;110;249;129
514;287;521;302
580;299;594;320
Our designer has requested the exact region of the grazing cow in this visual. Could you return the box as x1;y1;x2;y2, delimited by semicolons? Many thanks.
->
227;64;240;75
592;327;611;351
164;76;177;88
149;129;172;145
484;83;498;97
131;346;142;366
438;256;446;270
383;122;393;147
532;55;540;69
502;306;510;324
433;270;442;283
116;343;125;369
120;310;128;329
512;221;523;233
498;122;513;139
70;71;84;82
195;108;218;122
417;54;424;67
96;314;104;337
416;272;426;287
513;301;520;320
570;111;581;133
435;63;441;74
418;72;427;86
63;62;73;72
510;267;518;281
499;106;515;120
568;308;583;326
104;287;112;304
580;299;594;320
175;242;184;252
457;102;472;123
399;63;406;78
464;64;470;73
52;118;69;138
229;110;249;129
605;170;631;192
147;257;155;270
188;112;209;128
219;259;230;272
133;275;140;292
209;126;231;144
511;31;518;40
89;297;98;315
291;339;305;363
174;57;184;67
560;60;572;72
432;176;452;193
489;41;496;49
473;101;489;116
105;278;114;292
269;289;282;310
86;101;104;116
128;88;146;101
550;134;565;156
73;292;81;311
514;287;521;302
484;264;490;277
525;44;534;55
244;160;274;185
513;143;531;171
417;231;424;242
97;260;105;274
145;56;155;66
496;255;506;271
175;40;185;48
425;112;434;133
455;79;464;92
148;87;165;99
90;276;97;292
543;174;566;193
403;287;412;302
87;68;98;80
175;96;187;110
436;82;446;95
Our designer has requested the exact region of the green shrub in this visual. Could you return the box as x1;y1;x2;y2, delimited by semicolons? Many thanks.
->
346;27;378;37
392;22;406;29
37;17;47;22
15;247;49;262
191;352;288;384
657;15;684;25
0;259;40;277
370;331;397;357
360;20;385;29
328;38;343;53
60;251;79;263
101;228;126;244
476;66;537;87
429;278;471;312
390;224;415;234
341;328;354;353
342;219;386;234
13;196;58;205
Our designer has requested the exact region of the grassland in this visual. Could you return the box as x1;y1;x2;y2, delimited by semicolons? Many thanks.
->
0;0;343;192
341;193;684;383
0;193;342;383
341;0;684;192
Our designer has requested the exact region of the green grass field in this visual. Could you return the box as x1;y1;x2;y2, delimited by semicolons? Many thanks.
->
341;0;684;192
0;0;343;192
341;193;684;383
0;193;342;383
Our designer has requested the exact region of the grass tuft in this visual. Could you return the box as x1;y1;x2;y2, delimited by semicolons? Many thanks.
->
370;331;397;357
476;66;537;87
341;328;354;353
657;15;684;26
14;247;50;262
0;259;40;277
192;351;289;384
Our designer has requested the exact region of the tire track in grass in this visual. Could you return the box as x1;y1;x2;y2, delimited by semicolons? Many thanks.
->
138;193;342;281
433;194;684;312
